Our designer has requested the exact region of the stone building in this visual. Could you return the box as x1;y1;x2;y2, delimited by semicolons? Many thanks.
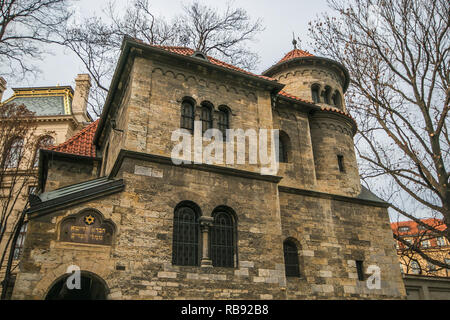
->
11;37;406;299
0;75;92;296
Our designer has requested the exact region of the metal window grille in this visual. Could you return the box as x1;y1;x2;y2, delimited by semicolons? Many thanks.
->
181;102;195;132
218;109;229;139
211;212;234;267
201;106;212;133
283;241;300;277
172;207;199;266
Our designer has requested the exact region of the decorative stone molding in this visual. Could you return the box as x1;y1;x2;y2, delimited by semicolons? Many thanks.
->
152;67;258;101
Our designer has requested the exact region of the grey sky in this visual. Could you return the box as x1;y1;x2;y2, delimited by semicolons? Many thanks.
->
2;0;330;99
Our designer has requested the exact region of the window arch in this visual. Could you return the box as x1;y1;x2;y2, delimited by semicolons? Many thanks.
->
210;207;236;268
180;99;195;132
200;102;213;133
277;131;290;163
33;135;55;167
5;136;24;169
217;106;230;139
332;90;342;108
172;203;200;266
283;239;300;277
311;84;320;103
322;86;332;104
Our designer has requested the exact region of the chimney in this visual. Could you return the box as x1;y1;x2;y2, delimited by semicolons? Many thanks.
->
72;74;91;123
0;77;6;103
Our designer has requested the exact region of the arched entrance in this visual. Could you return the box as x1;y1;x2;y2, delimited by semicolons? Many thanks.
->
45;272;108;300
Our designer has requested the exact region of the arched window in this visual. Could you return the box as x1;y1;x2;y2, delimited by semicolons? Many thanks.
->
33;135;55;167
322;86;332;104
311;84;320;103
332;90;342;108
180;100;195;132
283;240;300;277
277;131;290;163
217;106;230;139
211;209;235;267
200;102;213;133
5;136;24;169
172;205;200;266
411;260;421;274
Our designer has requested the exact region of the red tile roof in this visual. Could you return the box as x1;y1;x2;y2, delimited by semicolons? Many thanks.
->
391;218;447;236
151;45;275;82
277;48;314;64
277;90;356;123
278;90;315;105
48;120;99;157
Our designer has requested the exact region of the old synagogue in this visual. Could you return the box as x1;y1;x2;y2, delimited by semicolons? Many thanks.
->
9;37;406;299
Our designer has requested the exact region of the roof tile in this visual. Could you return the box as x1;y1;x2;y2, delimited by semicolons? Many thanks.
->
278;48;314;64
151;45;275;81
48;120;99;157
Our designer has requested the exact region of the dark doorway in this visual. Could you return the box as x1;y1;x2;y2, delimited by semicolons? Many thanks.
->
45;272;108;300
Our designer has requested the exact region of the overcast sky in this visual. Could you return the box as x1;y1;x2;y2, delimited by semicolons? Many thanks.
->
2;0;330;99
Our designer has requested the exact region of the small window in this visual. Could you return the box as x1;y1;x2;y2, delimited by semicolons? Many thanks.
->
437;237;446;247
411;260;421;274
355;260;364;281
217;106;230;140
283;240;300;277
322;86;332;104
200;102;213;133
421;240;430;248
311;84;320;103
13;222;28;260
5;136;24;168
277;131;290;163
181;100;195;133
28;186;37;195
33;135;55;167
398;226;410;233
332;90;342;108
337;155;345;172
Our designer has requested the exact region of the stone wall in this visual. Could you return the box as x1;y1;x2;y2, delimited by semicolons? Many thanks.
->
272;64;346;111
12;155;406;299
44;158;98;192
309;112;361;197
279;190;406;299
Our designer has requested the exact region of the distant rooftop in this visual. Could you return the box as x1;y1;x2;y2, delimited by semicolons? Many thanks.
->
1;86;74;116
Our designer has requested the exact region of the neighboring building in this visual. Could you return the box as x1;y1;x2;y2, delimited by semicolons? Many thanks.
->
391;219;450;300
391;218;449;277
11;37;406;299
0;75;93;297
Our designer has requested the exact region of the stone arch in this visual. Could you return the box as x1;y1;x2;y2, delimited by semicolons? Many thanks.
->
45;270;110;300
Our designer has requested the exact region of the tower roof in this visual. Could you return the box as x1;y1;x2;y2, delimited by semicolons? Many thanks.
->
277;48;314;64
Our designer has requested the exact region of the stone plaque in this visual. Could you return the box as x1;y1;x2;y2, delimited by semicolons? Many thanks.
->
60;210;115;245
